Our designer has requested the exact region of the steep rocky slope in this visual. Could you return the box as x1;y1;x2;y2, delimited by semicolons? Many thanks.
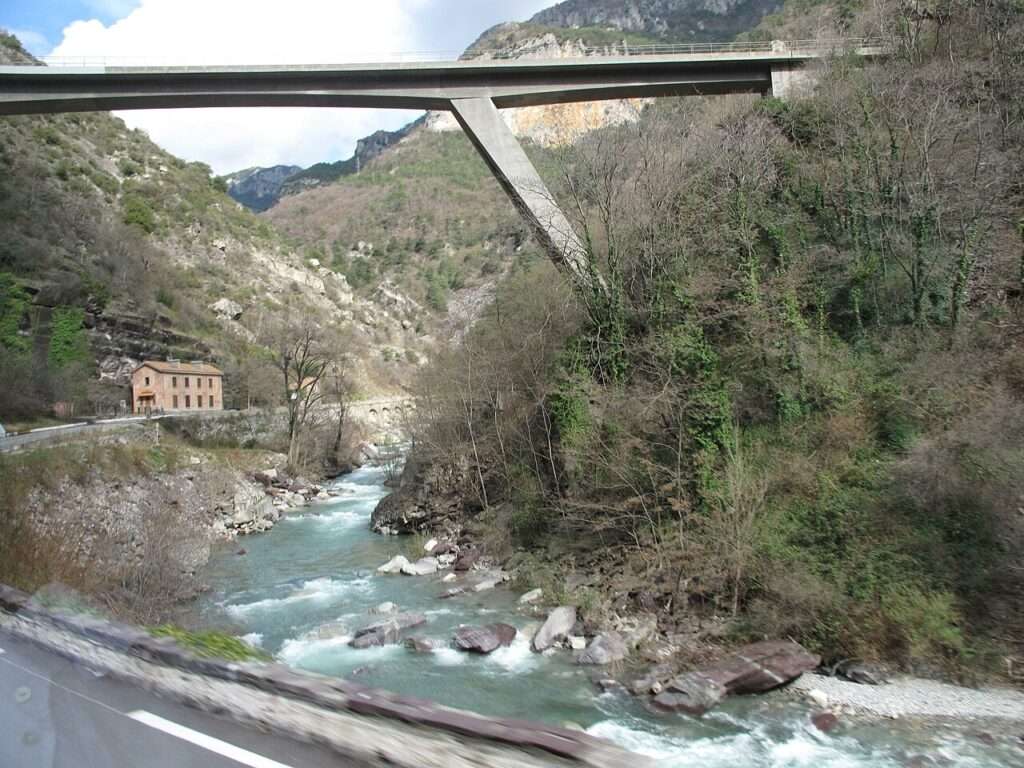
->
529;0;783;41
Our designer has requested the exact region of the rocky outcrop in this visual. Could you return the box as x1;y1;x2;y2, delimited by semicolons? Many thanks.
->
277;121;421;199
453;623;517;654
652;640;820;715
224;164;303;212
532;606;577;652
529;0;783;43
370;454;474;535
209;297;243;321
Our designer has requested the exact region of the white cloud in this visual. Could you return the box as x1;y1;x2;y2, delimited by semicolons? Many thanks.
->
50;0;431;173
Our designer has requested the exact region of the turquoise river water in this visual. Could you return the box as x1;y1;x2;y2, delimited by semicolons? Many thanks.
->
195;464;1018;766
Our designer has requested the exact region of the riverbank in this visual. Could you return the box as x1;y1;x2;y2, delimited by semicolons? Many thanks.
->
0;431;325;623
789;672;1024;724
192;464;1024;767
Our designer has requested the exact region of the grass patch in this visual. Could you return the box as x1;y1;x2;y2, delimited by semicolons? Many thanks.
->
149;625;271;662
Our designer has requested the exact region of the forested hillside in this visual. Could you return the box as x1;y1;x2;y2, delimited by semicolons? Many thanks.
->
0;33;427;423
393;0;1024;678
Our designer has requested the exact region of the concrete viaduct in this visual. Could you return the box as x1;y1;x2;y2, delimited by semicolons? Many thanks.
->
0;39;882;289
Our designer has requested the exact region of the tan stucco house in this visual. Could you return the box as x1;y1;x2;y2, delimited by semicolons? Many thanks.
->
132;359;224;414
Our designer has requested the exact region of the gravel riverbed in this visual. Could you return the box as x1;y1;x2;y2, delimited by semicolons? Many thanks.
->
790;672;1024;723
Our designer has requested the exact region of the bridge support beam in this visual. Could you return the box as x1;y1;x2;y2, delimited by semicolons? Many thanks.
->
769;63;814;99
449;97;600;294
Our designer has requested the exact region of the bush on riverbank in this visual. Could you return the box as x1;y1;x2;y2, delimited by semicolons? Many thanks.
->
402;1;1024;678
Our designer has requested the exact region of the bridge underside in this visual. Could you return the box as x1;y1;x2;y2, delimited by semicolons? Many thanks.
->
0;55;814;291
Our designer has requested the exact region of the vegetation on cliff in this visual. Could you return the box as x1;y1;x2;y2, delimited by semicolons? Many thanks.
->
402;0;1024;679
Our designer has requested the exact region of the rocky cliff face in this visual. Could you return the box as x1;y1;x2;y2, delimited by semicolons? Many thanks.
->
277;121;420;200
425;33;647;146
224;165;302;212
530;0;783;41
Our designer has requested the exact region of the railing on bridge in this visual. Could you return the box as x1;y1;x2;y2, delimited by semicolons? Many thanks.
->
36;37;886;70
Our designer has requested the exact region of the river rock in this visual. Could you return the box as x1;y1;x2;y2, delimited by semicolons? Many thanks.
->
439;586;465;599
401;557;438;576
377;555;411;574
424;538;438;553
567;635;587;651
472;578;499;593
405;637;444;653
306;620;349;640
618;613;658;650
577;631;628;665
453;550;479;571
370;601;397;615
442;573;458;583
652;640;820;715
518;588;543;605
231;483;276;528
811;711;840;733
453;623;517;654
254;468;278;486
629;663;675;696
349;612;427;648
532;606;577;652
837;660;885;685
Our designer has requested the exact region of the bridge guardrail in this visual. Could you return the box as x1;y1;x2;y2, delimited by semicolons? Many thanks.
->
36;37;886;69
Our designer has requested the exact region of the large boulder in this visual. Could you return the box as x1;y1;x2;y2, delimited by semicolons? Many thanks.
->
377;555;411;574
210;297;243;320
577;631;628;665
652;640;820;715
531;606;577;652
453;623;517;654
453;550;479;572
231;483;276;528
401;557;438;576
518;588;543;605
349;612;427;649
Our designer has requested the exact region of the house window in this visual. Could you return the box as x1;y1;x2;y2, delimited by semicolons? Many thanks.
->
197;377;202;388
184;377;189;388
209;397;216;409
172;395;178;408
209;378;213;388
185;395;191;408
198;395;203;408
172;376;177;387
144;376;150;386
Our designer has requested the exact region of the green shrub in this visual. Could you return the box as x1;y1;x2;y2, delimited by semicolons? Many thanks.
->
123;194;157;233
47;306;90;369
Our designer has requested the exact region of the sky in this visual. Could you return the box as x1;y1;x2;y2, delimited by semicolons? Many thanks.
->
0;1;554;173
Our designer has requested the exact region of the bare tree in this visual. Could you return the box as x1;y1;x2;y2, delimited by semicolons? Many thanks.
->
265;314;335;472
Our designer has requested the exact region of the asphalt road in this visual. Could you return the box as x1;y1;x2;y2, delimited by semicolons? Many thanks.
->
0;633;357;768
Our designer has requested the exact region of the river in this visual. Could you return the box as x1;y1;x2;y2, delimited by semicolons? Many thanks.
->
195;463;1016;767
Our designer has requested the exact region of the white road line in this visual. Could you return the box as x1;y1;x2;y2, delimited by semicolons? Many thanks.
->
127;710;295;768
